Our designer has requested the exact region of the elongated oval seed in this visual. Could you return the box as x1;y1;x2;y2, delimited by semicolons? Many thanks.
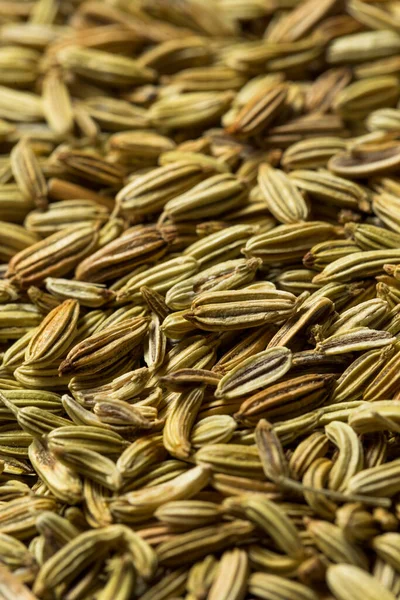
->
28;439;83;505
346;458;400;497
33;526;124;596
313;250;400;284
118;466;210;515
258;163;309;224
215;347;292;399
25;299;79;366
249;572;319;600
208;549;249;600
327;564;397;600
325;421;364;492
316;328;396;355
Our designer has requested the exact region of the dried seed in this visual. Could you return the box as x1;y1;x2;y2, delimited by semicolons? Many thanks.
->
215;347;292;399
327;564;397;600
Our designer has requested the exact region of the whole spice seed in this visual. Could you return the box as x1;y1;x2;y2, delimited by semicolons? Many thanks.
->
2;1;400;598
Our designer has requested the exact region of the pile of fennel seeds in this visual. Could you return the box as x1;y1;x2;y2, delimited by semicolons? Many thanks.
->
3;0;400;599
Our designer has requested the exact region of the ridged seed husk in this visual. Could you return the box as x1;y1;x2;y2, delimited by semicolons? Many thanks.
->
165;257;262;311
59;316;149;376
184;288;296;331
75;224;176;283
115;160;214;219
234;374;336;426
6;224;100;289
28;438;83;504
327;564;397;600
24;299;79;367
244;221;342;266
215;347;292;399
162;173;248;222
249;572;319;600
24;199;110;238
258;163;309;224
156;519;255;567
226;84;288;138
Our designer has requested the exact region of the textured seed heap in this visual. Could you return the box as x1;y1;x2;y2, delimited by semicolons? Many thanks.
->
3;1;400;599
